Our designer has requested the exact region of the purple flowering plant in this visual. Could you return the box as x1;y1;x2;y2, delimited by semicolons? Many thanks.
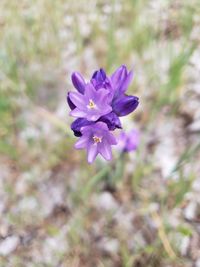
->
67;65;139;163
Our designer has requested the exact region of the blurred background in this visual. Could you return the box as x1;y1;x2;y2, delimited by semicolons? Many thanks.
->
0;0;200;266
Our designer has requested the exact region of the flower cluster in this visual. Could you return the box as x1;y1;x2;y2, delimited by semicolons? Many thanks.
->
67;65;139;163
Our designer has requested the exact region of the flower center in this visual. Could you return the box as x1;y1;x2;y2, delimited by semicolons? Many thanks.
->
93;136;102;144
87;99;96;109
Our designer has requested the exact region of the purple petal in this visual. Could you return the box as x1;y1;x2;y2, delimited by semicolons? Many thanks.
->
71;72;85;94
81;86;112;121
91;69;113;92
69;91;85;109
87;113;104;121
94;89;112;116
75;135;89;149
92;68;106;83
99;112;122;130
93;121;109;131
81;121;109;136
87;142;98;164
111;65;134;94
71;118;93;137
80;125;94;135
120;70;134;93
112;95;139;117
84;83;98;100
70;108;86;118
111;65;127;82
111;65;127;89
99;141;112;161
67;93;76;110
96;88;110;102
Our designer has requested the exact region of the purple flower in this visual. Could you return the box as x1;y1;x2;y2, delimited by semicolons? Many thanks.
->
67;65;140;164
68;65;139;119
117;129;140;152
75;122;117;163
69;83;112;121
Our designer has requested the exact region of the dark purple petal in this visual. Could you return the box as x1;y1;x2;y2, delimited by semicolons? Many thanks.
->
71;118;93;137
91;68;113;92
92;68;106;83
67;93;76;110
112;95;139;117
99;112;122;130
71;72;85;94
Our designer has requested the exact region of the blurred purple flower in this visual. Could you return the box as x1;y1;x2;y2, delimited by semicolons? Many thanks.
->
75;122;117;164
117;129;140;152
69;83;112;121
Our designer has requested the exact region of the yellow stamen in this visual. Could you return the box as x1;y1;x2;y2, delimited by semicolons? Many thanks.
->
93;136;102;143
87;99;96;109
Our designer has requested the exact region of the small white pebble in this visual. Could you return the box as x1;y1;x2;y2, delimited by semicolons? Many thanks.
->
98;238;119;254
95;192;118;211
184;202;197;220
180;236;190;256
0;236;19;256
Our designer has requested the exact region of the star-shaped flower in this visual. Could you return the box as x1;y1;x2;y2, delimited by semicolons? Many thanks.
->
69;83;112;121
74;122;117;163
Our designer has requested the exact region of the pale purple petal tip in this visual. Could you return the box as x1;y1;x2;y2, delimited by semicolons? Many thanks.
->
99;141;112;161
87;143;98;164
